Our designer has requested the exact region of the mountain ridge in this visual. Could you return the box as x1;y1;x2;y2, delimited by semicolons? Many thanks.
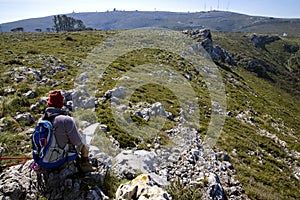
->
1;11;300;36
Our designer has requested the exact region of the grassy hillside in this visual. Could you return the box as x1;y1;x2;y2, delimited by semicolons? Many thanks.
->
213;31;300;199
1;11;300;36
0;30;299;199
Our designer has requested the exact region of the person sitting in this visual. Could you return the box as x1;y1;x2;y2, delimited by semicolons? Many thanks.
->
43;90;94;173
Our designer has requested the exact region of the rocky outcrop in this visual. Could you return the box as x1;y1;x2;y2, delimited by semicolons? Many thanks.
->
156;127;247;200
251;34;281;50
104;87;126;101
129;102;173;122
183;28;235;65
0;159;109;200
0;162;38;199
4;55;69;87
246;58;276;81
283;43;299;53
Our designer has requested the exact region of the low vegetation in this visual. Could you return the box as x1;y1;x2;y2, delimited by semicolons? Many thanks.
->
0;30;299;199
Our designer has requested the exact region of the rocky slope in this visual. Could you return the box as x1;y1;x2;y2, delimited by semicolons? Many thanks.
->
0;28;299;199
0;87;248;199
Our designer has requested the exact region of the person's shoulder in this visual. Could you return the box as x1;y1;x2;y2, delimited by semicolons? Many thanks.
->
55;115;74;124
55;114;72;120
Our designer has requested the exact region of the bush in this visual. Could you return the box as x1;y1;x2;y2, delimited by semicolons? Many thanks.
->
101;172;123;198
166;179;204;200
0;116;22;133
6;96;30;114
27;49;40;54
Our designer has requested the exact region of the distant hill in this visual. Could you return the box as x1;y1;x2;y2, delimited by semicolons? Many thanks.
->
1;11;300;36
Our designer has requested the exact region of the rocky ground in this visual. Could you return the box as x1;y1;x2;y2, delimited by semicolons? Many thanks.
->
2;28;298;199
0;28;252;200
0;85;249;199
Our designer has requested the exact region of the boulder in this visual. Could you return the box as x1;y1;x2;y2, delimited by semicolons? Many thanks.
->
207;173;225;200
3;87;16;95
15;112;35;125
132;102;168;122
77;72;89;83
104;87;126;100
113;150;157;179
71;87;96;109
115;174;171;200
0;161;38;199
24;90;36;99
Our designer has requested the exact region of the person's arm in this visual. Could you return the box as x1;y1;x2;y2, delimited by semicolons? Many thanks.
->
64;116;81;145
64;116;89;158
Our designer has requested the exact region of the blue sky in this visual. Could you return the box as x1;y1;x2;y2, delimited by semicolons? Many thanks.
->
0;0;300;24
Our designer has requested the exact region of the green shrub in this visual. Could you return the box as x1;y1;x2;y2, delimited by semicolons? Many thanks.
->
166;179;203;200
6;95;30;115
101;172;124;198
27;49;40;54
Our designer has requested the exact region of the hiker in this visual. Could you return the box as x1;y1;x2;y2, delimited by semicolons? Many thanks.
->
42;90;94;173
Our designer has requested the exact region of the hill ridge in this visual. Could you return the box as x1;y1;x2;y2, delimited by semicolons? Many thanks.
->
1;11;300;36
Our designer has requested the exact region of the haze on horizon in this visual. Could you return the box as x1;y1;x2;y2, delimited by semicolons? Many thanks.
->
1;0;300;24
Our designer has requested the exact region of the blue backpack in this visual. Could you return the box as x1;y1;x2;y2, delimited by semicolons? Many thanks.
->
32;119;78;169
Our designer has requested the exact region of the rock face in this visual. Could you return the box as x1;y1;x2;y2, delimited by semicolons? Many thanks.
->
183;28;235;65
246;58;276;80
251;34;281;49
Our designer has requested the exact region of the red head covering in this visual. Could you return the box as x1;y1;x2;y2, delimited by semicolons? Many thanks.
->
47;90;64;108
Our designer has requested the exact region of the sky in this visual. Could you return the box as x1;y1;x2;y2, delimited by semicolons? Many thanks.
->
0;0;300;24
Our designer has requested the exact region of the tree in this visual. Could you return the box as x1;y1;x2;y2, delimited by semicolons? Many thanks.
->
53;15;86;32
75;19;86;30
53;15;60;32
11;27;24;32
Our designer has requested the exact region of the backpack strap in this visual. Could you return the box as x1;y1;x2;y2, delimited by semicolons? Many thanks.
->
42;107;69;123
